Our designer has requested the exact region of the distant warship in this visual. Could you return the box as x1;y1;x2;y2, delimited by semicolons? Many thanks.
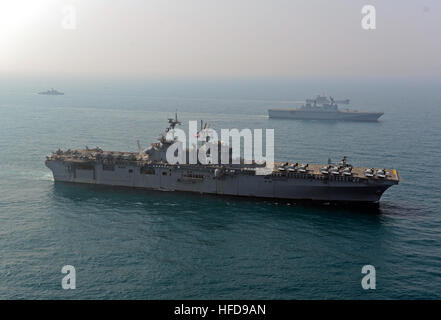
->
46;115;399;205
268;95;383;121
38;88;64;95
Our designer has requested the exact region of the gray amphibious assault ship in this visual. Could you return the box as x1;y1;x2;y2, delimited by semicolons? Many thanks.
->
268;95;383;121
46;115;399;205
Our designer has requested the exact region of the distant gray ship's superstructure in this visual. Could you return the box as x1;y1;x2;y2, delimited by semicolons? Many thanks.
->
268;95;383;121
38;88;64;95
46;115;399;205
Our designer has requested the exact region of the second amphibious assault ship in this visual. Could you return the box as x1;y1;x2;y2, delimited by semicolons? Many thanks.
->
268;95;383;121
46;115;399;205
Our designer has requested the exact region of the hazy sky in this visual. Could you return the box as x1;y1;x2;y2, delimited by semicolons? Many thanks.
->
1;0;440;78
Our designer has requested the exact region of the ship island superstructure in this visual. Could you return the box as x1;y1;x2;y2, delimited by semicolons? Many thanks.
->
46;115;399;205
268;95;383;121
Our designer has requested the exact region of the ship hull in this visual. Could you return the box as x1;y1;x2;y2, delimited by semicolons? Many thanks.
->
46;160;394;204
268;109;383;121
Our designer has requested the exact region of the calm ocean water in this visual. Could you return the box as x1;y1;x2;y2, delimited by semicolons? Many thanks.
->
0;77;440;299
